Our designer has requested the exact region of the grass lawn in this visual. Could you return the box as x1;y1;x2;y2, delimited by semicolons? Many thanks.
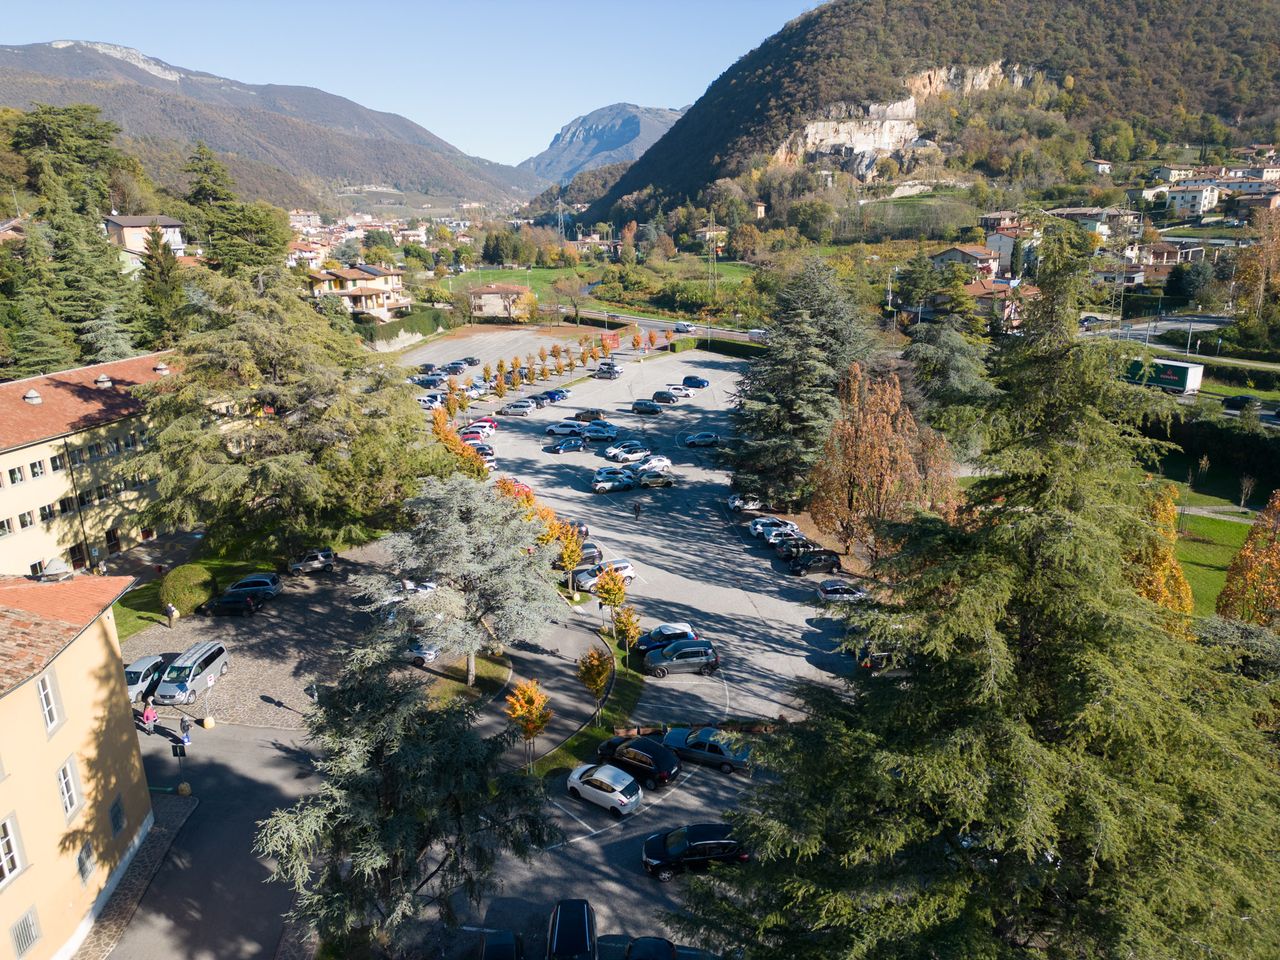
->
1176;513;1250;617
421;653;510;702
1155;449;1271;510
1200;377;1280;404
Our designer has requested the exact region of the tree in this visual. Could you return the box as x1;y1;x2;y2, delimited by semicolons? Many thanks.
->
1128;481;1194;620
903;316;996;408
207;200;291;276
505;678;552;770
140;223;185;346
897;246;940;311
809;363;956;562
182;142;236;210
79;304;135;363
576;646;613;725
1009;236;1026;278
11;298;77;376
558;527;584;591
671;219;1280;960
387;474;561;687
775;257;872;385
725;310;836;507
594;567;627;641
1218;489;1280;626
614;604;642;672
256;643;557;957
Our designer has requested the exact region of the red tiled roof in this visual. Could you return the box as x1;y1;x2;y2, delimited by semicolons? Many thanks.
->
0;352;175;452
938;245;999;259
0;575;134;696
964;278;1041;300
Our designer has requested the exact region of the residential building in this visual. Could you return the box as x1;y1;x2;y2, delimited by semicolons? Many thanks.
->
1127;186;1168;204
929;245;1000;276
0;217;26;245
101;216;185;271
0;354;173;577
1085;158;1113;175
984;228;1040;273
1239;192;1280;212
288;209;322;231
468;283;534;319
1047;206;1140;239
306;264;411;322
928;278;1039;331
1153;165;1195;183
1166;185;1220;217
0;574;152;960
753;201;767;219
285;241;328;270
1092;263;1146;287
978;210;1021;232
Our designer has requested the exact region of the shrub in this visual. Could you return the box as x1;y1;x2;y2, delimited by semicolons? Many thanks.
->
159;563;219;615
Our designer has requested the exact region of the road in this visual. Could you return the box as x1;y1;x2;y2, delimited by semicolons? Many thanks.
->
573;308;753;343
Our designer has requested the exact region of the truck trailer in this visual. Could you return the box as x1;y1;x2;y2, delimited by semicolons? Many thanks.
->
1124;357;1204;395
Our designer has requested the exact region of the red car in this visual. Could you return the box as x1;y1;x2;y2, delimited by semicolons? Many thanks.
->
468;417;498;430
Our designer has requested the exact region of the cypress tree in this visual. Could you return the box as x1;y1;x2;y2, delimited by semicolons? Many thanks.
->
140;222;184;345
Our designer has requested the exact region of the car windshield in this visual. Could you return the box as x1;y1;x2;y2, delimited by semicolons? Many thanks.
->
664;827;689;855
124;670;142;684
163;665;193;683
620;780;641;800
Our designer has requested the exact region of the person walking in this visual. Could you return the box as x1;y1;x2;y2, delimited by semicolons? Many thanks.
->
141;698;158;737
164;602;180;629
180;715;193;745
633;502;642;520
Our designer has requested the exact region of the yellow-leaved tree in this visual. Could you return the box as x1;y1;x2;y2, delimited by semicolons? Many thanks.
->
1218;489;1280;626
1128;481;1194;625
505;678;552;771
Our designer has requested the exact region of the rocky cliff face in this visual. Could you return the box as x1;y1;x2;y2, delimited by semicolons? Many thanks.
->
519;103;685;184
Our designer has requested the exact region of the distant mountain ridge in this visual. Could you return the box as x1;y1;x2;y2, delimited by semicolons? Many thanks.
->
519;103;684;184
0;40;545;202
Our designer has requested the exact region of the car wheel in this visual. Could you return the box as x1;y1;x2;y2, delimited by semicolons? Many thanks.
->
719;762;734;775
413;656;426;668
623;576;634;585
220;662;229;676
185;692;196;705
323;563;334;573
609;807;623;820
643;777;657;791
568;787;581;800
700;665;716;676
652;667;668;679
655;867;675;883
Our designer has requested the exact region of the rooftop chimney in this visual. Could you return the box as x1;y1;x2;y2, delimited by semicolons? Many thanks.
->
22;389;41;405
94;373;113;388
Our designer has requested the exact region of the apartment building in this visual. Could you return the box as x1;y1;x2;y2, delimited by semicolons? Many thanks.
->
101;216;185;272
0;574;152;960
306;264;412;321
0;354;174;578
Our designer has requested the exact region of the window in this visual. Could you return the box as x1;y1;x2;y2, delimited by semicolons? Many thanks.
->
123;433;137;451
57;759;81;817
59;496;75;514
36;674;60;731
49;453;65;472
38;504;55;522
76;841;94;883
96;483;110;501
78;490;94;507
105;438;120;455
69;542;87;570
68;449;85;467
109;796;126;837
88;442;105;461
9;909;39;958
0;519;11;538
7;465;24;485
0;817;22;887
17;511;33;530
28;562;43;577
28;461;44;479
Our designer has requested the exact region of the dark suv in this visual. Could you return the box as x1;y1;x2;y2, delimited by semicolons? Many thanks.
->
789;549;841;575
546;899;597;960
595;736;682;790
574;409;608;422
641;823;748;882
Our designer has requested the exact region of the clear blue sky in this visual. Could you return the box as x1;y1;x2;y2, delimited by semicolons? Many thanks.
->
5;0;821;166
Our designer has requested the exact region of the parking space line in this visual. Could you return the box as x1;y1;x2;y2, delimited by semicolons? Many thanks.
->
544;769;698;852
550;800;592;831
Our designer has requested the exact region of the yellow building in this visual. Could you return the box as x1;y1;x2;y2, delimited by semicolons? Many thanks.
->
0;354;174;578
0;574;152;960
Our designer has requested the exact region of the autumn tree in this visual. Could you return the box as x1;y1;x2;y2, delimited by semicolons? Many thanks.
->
614;604;642;672
576;647;613;725
1128;481;1194;622
552;276;587;322
558;528;583;591
594;567;627;640
1218;489;1280;626
506;678;552;771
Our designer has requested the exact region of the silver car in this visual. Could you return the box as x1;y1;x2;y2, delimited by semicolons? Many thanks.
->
153;641;229;705
287;547;336;575
575;559;637;591
124;655;165;703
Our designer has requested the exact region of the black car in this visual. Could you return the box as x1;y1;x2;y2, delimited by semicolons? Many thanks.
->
546;899;596;960
549;436;586;454
596;735;682;790
202;593;258;617
574;409;608;422
652;390;678;404
682;375;710;389
789;549;841;575
562;519;590;538
418;362;437;374
1225;394;1262;412
624;938;676;960
633;623;699;656
464;356;481;366
554;539;602;570
641;823;748;882
477;929;522;959
632;400;662;415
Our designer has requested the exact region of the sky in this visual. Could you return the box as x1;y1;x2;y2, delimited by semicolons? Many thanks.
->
4;0;822;166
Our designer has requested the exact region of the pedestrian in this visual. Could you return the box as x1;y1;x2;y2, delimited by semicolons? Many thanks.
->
180;715;192;745
164;602;179;629
141;698;158;737
633;502;642;520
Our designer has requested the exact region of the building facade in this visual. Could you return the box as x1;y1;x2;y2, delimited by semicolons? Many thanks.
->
468;283;534;319
306;265;411;321
101;216;185;272
0;354;173;578
0;575;152;960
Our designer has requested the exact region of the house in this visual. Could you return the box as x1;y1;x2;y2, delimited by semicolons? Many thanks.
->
1153;165;1195;183
288;209;322;231
694;226;728;244
1167;185;1220;217
753;201;767;220
929;278;1039;330
978;210;1021;232
0;573;153;960
306;264;411;322
1092;263;1146;287
930;245;1000;276
102;215;185;271
1085;158;1113;175
285;240;328;270
0;353;175;577
1047;206;1140;238
984;228;1040;273
1239;192;1280;212
1127;186;1168;204
0;216;26;244
468;283;534;319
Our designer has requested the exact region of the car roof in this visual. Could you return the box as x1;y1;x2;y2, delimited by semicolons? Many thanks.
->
684;822;734;843
587;764;634;790
169;640;223;667
664;638;711;653
127;654;164;670
652;622;694;634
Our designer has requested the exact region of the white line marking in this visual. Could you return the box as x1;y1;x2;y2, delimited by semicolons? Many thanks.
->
550;800;592;830
544;770;698;851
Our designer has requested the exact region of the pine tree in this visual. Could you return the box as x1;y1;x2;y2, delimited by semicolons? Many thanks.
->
12;298;77;376
671;220;1280;959
182;142;236;211
140;223;184;346
79;304;135;363
775;256;871;384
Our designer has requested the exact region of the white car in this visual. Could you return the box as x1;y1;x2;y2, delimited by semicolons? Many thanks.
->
416;394;443;410
403;640;440;667
605;439;646;459
463;421;494;438
636;455;672;473
575;559;637;591
674;322;696;333
567;763;643;818
614;447;652;464
593;476;636;494
594;466;636;482
546;421;584;436
729;493;764;512
500;402;533;416
667;385;694;398
582;423;620;441
750;517;798;538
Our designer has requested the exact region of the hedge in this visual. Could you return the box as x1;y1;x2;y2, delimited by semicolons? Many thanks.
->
354;308;447;343
699;336;768;359
1149;415;1280;489
1150;352;1280;391
159;563;219;615
1156;329;1280;365
667;337;698;353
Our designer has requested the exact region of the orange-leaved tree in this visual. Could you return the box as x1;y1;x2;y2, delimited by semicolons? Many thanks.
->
505;678;552;770
594;567;627;640
1218;489;1280;626
431;407;488;479
1128;481;1194;625
576;646;613;725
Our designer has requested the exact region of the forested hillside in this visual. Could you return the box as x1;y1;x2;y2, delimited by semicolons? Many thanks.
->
594;0;1280;216
522;162;631;218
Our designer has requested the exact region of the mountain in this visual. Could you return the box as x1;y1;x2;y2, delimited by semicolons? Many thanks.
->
0;40;545;203
592;0;1280;216
521;162;632;219
519;103;684;184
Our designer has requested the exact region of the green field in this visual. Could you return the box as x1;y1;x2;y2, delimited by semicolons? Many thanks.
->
1176;513;1250;617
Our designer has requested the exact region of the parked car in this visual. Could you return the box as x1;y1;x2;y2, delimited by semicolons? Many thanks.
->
1225;394;1262;412
728;492;763;512
546;420;585;436
633;622;699;656
200;593;258;617
463;421;495;437
776;536;819;560
816;579;867;603
500;402;533;416
470;444;496;460
575;559;636;591
549;436;586;454
574;408;608;422
747;328;769;343
224;572;284;602
644;639;719;678
562;519;590;538
596;736;682;790
595;367;622;380
750;517;798;538
478;929;523;960
526;395;549;409
652;390;678;405
641;823;748;882
674;322;696;333
766;526;805;546
624;939;676;960
548;388;572;401
667;384;693;398
566;764;642;818
606;441;650;462
661;727;751;773
789;550;841;575
416;394;443;410
463;356;480;366
632;399;662;415
554;540;602;569
153;641;229;705
418;362;437;374
682;375;710;389
593;466;636;482
403;640;440;667
582;422;620;441
546;899;598;960
287;547;336;575
124;655;165;703
639;470;676;488
471;416;499;429
605;439;643;458
594;474;636;493
636;455;672;473
683;431;718;448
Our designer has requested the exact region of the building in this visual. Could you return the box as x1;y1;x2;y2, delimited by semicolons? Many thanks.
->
306;264;411;322
1085;158;1113;175
1166;185;1220;217
753;201;767;220
1127;186;1168;204
966;277;1039;330
288;209;322;231
929;245;1000;276
978;210;1021;232
984;227;1040;273
1239;192;1280;212
0;217;26;245
285;240;328;270
101;216;185;271
1092;263;1146;287
468;283;534;319
0;574;152;960
0;354;174;577
1153;165;1195;183
1046;206;1140;239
